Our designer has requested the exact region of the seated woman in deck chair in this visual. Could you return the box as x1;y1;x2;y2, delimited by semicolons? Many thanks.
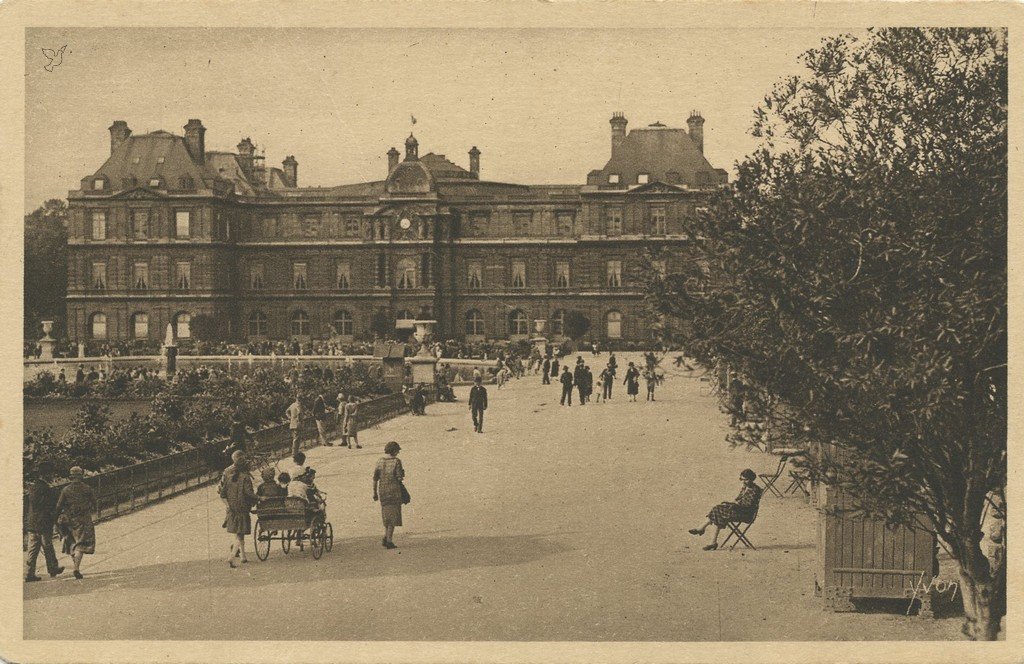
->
688;468;763;550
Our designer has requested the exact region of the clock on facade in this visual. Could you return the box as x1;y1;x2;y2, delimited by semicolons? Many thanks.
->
399;217;412;230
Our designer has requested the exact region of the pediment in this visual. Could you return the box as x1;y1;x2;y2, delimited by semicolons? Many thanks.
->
111;187;168;200
627;181;685;195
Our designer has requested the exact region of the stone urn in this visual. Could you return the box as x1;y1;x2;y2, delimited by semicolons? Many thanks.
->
38;320;56;360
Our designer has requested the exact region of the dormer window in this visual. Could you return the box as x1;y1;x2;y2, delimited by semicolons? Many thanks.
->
149;177;161;188
93;178;105;190
156;156;165;164
608;174;621;184
179;176;194;190
637;173;650;184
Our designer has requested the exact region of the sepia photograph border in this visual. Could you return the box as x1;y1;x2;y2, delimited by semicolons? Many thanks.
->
1;1;1021;662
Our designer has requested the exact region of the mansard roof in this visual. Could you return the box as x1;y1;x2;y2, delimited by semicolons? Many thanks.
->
589;125;727;187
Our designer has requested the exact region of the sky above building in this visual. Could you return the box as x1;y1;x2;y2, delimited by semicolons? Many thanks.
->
25;27;847;208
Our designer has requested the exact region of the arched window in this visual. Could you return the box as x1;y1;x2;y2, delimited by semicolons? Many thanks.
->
332;310;353;336
174;312;191;339
551;309;566;337
131;313;149;339
396;258;417;289
508;310;529;336
90;313;107;340
290;310;310;337
465;309;485;336
248;310;268;337
606;311;623;339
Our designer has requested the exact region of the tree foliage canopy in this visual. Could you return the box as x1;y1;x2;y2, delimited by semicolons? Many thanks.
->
647;28;1006;638
24;199;68;338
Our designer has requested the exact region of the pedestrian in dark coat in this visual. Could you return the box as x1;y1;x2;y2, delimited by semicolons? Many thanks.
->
24;464;63;581
542;357;551;384
551;358;560;377
55;467;96;579
624;362;641;401
583;365;594;403
574;363;587;405
559;366;574;406
600;365;614;400
468;376;488;433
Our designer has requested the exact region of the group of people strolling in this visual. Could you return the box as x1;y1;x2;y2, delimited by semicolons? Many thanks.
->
552;352;659;405
24;464;96;582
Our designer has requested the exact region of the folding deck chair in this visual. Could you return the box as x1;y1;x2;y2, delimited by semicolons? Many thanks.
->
720;502;760;550
758;454;789;498
784;469;811;496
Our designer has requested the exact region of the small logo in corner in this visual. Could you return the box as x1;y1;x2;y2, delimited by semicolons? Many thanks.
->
42;45;67;72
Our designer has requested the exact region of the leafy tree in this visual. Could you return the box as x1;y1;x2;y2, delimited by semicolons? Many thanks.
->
563;311;591;341
647;29;1006;639
24;199;68;339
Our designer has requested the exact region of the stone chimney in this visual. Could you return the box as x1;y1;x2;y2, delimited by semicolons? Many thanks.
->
237;138;255;178
687;111;705;154
469;146;480;178
405;133;419;161
109;121;131;154
282;155;298;187
183;119;206;164
387;147;400;174
610;112;628;154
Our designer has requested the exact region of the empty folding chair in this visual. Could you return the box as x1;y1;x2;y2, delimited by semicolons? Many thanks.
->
758;455;789;498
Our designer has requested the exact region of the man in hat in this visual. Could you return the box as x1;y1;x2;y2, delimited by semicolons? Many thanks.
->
559;365;574;406
24;462;64;582
285;395;302;457
56;466;97;580
468;376;488;433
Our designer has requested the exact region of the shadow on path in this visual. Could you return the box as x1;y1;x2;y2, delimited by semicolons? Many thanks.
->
25;532;574;600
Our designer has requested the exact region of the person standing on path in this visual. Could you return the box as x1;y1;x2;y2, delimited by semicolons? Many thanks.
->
219;451;257;567
574;362;587;405
583;365;594;404
600;364;614;401
644;368;658;401
313;392;332;446
468;376;488;433
373;441;406;549
55;466;96;580
551;356;560;379
344;395;362;449
286;396;302;457
24;463;64;582
624;362;641;402
336;391;348;446
542;356;551;384
559;365;574;406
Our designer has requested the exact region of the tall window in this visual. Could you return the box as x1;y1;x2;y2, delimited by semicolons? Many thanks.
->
132;313;149;339
514;212;531;236
336;262;351;290
375;253;387;287
556;212;574;237
131;209;150;239
508;310;529;336
396;258;417;289
293;262;308;290
605;207;623;236
606;260;623;288
332;310;353;336
91;262;107;290
175;211;191;238
551;309;566;337
90;313;107;340
132;262;149;290
248;310;268;336
290;310;310;337
174;312;191;339
511;261;526;289
91;211;107;240
651;206;666;235
175;262;191;290
555;261;570;288
467;261;482;289
249;264;265;290
466;309;484;336
606;311;623;339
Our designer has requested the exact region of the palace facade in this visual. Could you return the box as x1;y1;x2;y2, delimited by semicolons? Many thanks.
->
65;112;727;343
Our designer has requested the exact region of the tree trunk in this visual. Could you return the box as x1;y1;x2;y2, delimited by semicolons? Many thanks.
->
957;536;1004;640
